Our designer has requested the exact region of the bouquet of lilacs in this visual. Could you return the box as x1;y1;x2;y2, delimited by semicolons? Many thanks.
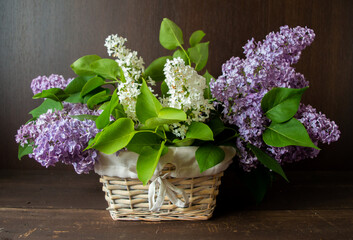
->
16;19;340;199
210;25;340;197
16;19;220;184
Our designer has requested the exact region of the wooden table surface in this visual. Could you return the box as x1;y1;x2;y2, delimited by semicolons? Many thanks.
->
1;169;352;240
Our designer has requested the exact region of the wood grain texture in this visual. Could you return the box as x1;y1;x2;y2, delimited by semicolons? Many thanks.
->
1;208;352;240
0;169;353;239
0;0;352;169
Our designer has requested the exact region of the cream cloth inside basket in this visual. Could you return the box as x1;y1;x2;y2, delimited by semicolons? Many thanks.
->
94;146;236;179
95;146;236;212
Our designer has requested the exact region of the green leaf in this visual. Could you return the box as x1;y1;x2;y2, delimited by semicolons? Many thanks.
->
189;30;206;47
195;144;225;172
33;88;69;101
91;118;136;154
109;88;119;109
203;70;214;99
186;122;214;141
64;92;84;104
145;118;180;129
144;108;186;128
80;76;105;97
90;58;120;80
65;76;97;103
161;81;169;97
172;138;195;146
159;18;184;50
95;106;111;129
18;144;33;160
247;144;288;182
70;114;98;121
118;67;126;83
111;103;127;119
145;56;172;82
173;49;189;64
83;87;109;104
261;87;308;123
188;42;209;71
64;76;91;94
99;101;110;111
94;89;119;129
109;88;127;119
263;118;320;150
136;79;162;124
158;107;187;121
86;91;111;109
29;98;63;118
137;141;166;185
208;118;225;136
71;55;101;76
126;132;162;154
86;132;102;150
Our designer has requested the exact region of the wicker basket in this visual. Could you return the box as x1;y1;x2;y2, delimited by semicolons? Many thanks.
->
99;164;223;221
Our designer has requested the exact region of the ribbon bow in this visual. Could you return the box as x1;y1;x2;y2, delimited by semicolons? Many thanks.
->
148;173;189;212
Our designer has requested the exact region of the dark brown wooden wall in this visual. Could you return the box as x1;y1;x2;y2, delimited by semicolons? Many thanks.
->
1;0;352;170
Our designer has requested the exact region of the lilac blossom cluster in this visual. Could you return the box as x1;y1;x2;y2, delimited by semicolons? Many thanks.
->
31;110;99;174
16;104;100;174
16;74;100;174
210;26;340;170
30;74;73;95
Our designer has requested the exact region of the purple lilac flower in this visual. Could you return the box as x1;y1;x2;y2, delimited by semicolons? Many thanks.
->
15;104;100;174
31;113;99;174
63;102;101;116
296;104;340;144
243;25;316;65
16;121;38;147
16;103;99;146
31;74;73;95
16;109;63;147
211;26;340;170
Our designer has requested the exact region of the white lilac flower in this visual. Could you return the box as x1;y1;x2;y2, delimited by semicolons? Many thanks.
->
104;34;128;58
105;34;155;120
116;79;141;120
170;123;188;138
163;58;213;138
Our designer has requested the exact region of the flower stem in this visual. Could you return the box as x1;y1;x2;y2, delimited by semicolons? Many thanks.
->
180;45;191;65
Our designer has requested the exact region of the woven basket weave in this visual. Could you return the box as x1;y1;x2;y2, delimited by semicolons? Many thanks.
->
99;164;223;221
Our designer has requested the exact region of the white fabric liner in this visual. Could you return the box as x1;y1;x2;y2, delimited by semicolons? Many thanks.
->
94;146;236;179
95;146;236;212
